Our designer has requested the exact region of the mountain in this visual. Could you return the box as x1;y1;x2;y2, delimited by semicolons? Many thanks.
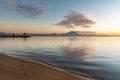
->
63;31;80;36
29;31;96;36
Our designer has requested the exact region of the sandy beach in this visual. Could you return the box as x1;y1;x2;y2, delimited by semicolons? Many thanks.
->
0;54;88;80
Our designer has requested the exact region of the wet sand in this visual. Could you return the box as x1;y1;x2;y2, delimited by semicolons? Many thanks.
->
0;54;88;80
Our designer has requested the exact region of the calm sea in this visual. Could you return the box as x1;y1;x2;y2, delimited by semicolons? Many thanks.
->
0;37;120;80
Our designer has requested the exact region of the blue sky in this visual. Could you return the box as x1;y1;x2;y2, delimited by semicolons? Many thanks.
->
0;0;120;34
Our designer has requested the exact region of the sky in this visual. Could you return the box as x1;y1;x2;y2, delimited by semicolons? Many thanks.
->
0;0;120;34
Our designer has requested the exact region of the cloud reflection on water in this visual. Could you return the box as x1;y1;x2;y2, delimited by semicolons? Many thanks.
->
61;37;95;61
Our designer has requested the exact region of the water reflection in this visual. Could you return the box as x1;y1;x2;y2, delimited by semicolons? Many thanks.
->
1;37;120;80
61;37;95;61
12;37;28;42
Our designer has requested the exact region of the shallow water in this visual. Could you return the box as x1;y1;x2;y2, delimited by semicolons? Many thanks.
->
0;37;120;80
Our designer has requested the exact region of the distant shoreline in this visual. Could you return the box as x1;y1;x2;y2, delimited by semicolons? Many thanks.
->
1;31;120;37
29;35;120;37
1;35;120;38
0;36;31;37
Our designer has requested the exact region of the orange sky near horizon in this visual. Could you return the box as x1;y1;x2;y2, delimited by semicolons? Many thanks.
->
1;0;120;35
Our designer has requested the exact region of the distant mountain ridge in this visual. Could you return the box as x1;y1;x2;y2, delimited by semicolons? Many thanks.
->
29;31;95;36
63;31;80;36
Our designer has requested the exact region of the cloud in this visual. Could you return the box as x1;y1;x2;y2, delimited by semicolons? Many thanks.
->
57;10;96;28
1;0;46;17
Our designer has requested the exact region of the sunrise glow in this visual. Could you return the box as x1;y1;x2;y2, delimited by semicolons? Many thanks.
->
0;0;120;35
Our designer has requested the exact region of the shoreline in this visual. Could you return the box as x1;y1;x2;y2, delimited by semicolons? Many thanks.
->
0;54;88;80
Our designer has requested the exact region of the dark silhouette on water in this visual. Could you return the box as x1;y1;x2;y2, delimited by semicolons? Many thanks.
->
0;33;30;37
